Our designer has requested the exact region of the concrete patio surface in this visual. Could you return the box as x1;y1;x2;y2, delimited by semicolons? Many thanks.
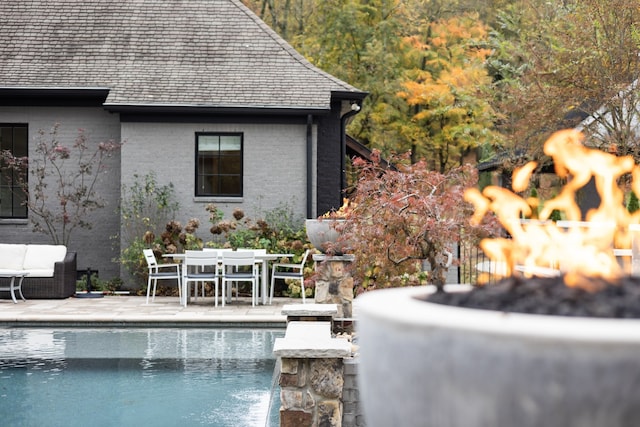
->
0;294;291;327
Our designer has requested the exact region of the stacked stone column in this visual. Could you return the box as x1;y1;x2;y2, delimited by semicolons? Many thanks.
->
273;321;352;427
312;254;355;318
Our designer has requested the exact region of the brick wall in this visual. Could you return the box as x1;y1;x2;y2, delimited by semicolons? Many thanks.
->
0;106;122;279
120;121;308;219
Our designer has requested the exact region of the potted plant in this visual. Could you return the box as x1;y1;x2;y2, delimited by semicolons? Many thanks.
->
356;130;640;427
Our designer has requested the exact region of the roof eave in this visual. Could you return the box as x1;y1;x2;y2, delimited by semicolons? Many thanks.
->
0;87;111;105
331;90;369;101
103;103;330;115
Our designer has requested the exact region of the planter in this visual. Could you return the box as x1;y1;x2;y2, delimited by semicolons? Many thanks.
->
305;219;347;254
355;285;640;427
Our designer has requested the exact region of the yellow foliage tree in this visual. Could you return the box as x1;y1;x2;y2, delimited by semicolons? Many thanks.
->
396;14;502;171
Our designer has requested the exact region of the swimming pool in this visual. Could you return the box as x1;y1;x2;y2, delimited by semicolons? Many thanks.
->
0;327;284;427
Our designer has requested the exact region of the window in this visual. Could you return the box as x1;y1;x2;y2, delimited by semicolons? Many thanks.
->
0;124;28;219
195;133;243;197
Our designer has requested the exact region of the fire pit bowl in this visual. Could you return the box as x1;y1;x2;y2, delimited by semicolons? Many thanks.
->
305;219;348;254
356;285;640;427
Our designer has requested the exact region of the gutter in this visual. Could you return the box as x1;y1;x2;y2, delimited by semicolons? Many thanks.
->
307;114;313;218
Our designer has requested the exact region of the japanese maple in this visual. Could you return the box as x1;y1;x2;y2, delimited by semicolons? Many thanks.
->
341;150;498;292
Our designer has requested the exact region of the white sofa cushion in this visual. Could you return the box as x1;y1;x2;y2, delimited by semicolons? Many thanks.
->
0;243;28;270
23;245;67;277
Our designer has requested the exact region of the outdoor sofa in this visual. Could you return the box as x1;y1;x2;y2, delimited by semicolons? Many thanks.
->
0;243;77;299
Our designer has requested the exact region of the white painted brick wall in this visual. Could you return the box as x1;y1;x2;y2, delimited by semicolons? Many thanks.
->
120;121;309;221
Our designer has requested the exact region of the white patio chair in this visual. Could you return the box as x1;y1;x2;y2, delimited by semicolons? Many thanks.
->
143;249;182;304
182;250;220;307
200;248;231;299
270;249;310;304
221;251;259;306
237;248;267;299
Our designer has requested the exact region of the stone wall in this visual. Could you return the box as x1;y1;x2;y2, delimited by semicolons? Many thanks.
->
280;357;345;427
279;355;366;427
276;256;366;427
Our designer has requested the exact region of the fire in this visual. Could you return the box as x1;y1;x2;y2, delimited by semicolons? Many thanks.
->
465;129;640;290
322;198;355;219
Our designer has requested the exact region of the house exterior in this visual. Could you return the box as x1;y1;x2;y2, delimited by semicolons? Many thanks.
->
0;0;366;281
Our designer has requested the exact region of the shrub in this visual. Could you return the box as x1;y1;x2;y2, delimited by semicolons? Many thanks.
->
206;202;308;256
120;171;179;248
119;173;184;288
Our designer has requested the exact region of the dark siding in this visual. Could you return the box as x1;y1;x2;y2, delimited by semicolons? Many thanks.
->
316;100;343;216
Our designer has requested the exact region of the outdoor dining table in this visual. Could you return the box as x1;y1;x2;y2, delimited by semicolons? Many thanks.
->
163;251;291;305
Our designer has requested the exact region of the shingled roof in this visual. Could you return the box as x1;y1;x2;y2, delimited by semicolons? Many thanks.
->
0;0;365;112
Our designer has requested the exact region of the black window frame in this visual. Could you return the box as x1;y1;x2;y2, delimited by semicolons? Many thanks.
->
195;132;243;197
0;123;28;219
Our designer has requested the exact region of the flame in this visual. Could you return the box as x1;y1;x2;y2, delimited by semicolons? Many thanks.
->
322;198;355;219
464;129;640;291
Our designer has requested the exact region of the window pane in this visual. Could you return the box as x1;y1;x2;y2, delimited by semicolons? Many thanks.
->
198;135;220;152
13;127;28;157
197;175;215;195
0;187;11;217
219;135;241;151
220;175;241;195
14;188;27;217
220;154;241;174
0;127;11;151
200;154;218;175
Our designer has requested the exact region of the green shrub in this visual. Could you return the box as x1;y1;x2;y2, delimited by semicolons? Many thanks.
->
119;173;192;289
76;275;125;293
207;202;309;256
76;272;103;292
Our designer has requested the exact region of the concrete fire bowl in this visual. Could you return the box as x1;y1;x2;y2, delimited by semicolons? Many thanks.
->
355;285;640;427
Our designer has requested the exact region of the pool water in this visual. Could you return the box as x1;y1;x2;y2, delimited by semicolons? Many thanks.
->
0;328;284;427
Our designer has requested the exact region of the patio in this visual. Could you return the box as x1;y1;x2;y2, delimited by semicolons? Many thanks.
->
0;295;290;326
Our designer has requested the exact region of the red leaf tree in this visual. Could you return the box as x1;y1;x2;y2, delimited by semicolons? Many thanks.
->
342;151;498;292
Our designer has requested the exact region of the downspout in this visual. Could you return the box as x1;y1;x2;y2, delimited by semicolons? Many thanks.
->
306;114;313;219
340;102;361;197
